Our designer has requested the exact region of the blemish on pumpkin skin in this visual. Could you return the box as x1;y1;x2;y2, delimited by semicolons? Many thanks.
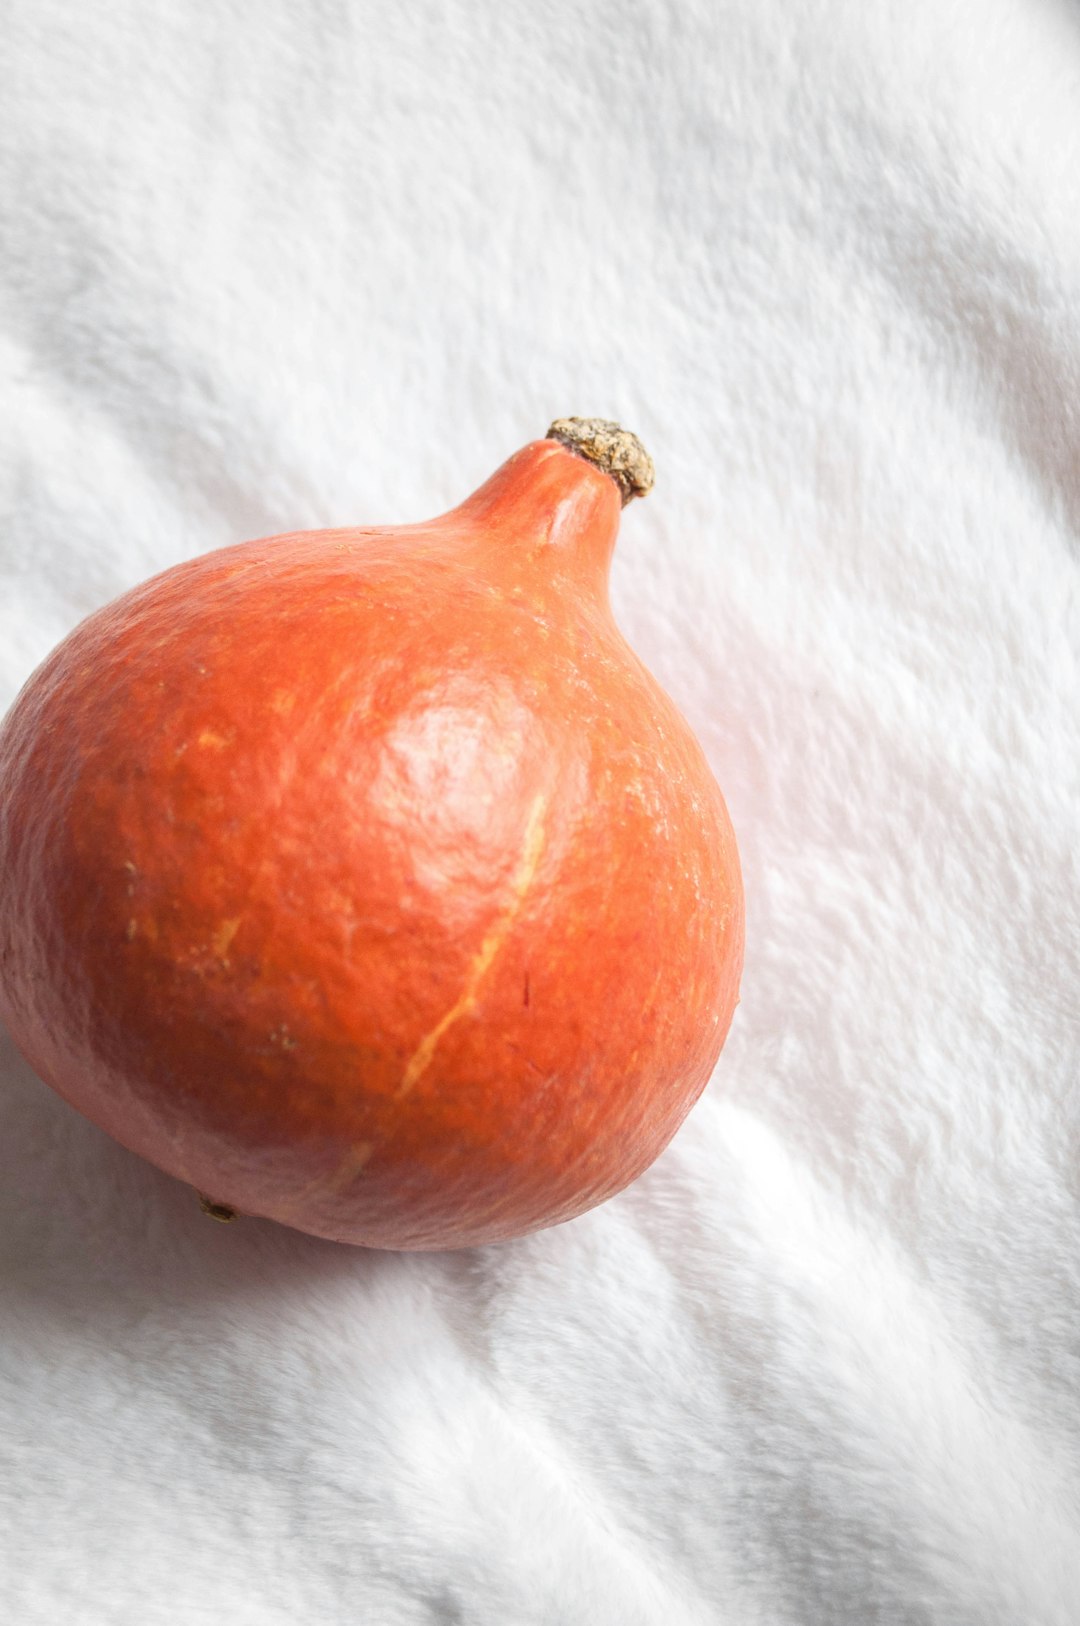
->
396;791;548;1101
197;729;230;751
328;1140;373;1189
505;1040;545;1078
125;918;137;942
157;1113;197;1187
275;1140;375;1220
270;690;296;716
211;916;242;959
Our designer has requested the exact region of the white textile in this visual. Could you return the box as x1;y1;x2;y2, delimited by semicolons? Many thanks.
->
2;2;1079;1622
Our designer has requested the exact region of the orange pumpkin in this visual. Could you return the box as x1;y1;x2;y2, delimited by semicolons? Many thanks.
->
0;419;743;1248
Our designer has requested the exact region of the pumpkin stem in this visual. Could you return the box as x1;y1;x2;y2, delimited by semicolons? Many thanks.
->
546;418;655;507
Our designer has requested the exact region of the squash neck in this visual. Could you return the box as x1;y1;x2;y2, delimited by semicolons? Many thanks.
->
456;440;624;599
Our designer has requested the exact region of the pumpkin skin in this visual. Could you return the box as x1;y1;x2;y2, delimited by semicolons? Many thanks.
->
0;430;743;1249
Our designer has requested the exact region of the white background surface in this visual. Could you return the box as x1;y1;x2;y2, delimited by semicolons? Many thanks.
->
3;2;1080;1622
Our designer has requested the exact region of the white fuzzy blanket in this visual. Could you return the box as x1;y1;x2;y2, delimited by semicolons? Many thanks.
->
2;2;1079;1622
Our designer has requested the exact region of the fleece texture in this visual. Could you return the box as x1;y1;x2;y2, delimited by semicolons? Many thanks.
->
1;1;1079;1622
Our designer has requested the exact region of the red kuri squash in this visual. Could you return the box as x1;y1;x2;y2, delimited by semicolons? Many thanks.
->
0;419;743;1248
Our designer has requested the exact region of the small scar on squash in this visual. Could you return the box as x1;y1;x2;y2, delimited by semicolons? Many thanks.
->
270;690;297;715
212;917;242;959
125;918;137;941
197;729;230;750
